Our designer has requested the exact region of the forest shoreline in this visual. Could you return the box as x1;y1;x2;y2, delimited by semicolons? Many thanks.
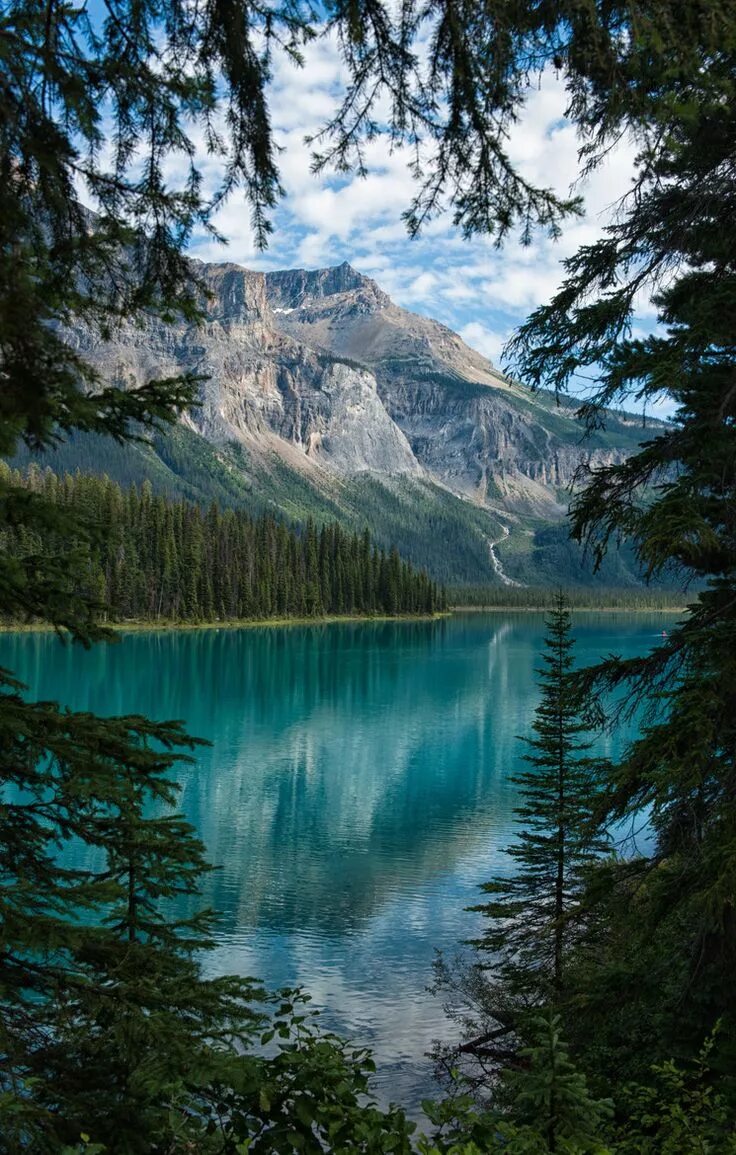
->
0;605;685;635
0;611;451;635
450;604;686;613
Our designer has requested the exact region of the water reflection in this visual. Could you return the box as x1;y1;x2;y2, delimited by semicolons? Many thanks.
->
0;612;674;1110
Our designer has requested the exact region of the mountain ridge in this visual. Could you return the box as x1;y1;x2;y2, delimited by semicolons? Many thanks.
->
30;258;660;587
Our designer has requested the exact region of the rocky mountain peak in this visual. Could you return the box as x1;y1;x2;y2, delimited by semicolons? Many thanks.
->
65;252;644;532
199;262;268;322
265;262;389;313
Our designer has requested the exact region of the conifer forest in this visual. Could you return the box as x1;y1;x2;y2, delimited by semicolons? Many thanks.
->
0;465;445;624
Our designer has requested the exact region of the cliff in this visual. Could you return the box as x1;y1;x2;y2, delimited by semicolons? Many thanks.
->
46;258;653;585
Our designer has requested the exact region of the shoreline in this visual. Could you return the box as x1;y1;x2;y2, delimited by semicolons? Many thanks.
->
450;605;686;614
0;605;686;635
0;612;450;635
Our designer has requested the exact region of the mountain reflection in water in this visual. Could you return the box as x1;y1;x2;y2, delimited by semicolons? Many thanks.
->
0;612;673;1111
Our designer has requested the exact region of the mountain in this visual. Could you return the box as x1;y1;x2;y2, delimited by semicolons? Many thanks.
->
19;259;657;587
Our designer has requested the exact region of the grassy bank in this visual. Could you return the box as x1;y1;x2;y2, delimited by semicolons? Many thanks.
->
0;593;690;635
0;612;450;635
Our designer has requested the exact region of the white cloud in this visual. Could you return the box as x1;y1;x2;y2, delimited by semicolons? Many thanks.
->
182;32;658;393
458;323;507;365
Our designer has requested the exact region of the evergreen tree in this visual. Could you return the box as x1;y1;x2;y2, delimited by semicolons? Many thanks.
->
0;679;221;1149
434;596;607;1082
502;0;736;1076
0;467;442;627
472;595;606;1003
13;727;265;1151
422;1015;613;1155
496;1015;613;1155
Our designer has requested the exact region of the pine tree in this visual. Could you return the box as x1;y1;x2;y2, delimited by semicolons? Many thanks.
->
495;1014;613;1155
463;594;607;1060
0;467;438;629
423;1013;613;1155
0;682;214;1148
12;721;264;1151
503;0;736;1074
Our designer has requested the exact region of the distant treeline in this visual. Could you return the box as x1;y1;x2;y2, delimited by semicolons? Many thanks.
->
449;584;688;610
0;465;446;623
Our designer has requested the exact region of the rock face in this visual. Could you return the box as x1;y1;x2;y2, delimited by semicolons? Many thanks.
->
72;258;638;517
266;263;507;389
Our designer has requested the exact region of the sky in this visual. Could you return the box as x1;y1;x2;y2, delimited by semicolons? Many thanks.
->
184;29;661;398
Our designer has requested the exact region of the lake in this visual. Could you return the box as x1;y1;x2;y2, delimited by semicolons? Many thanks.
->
0;612;674;1111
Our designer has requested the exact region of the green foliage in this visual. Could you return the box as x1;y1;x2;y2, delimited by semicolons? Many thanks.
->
10;431;510;585
495;1015;613;1155
420;1015;613;1155
614;1030;736;1155
478;0;736;1130
195;991;416;1154
497;0;736;1089
343;477;499;586
0;659;256;1150
11;428;677;590
422;1023;736;1154
471;598;608;996
0;464;445;623
431;599;608;1107
448;588;685;611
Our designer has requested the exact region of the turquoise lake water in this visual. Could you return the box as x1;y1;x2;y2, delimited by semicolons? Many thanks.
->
0;612;675;1110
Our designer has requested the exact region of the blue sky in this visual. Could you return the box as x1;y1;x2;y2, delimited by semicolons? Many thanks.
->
180;31;662;402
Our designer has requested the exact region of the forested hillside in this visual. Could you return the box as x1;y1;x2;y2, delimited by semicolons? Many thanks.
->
9;430;504;584
10;429;677;591
0;465;445;624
